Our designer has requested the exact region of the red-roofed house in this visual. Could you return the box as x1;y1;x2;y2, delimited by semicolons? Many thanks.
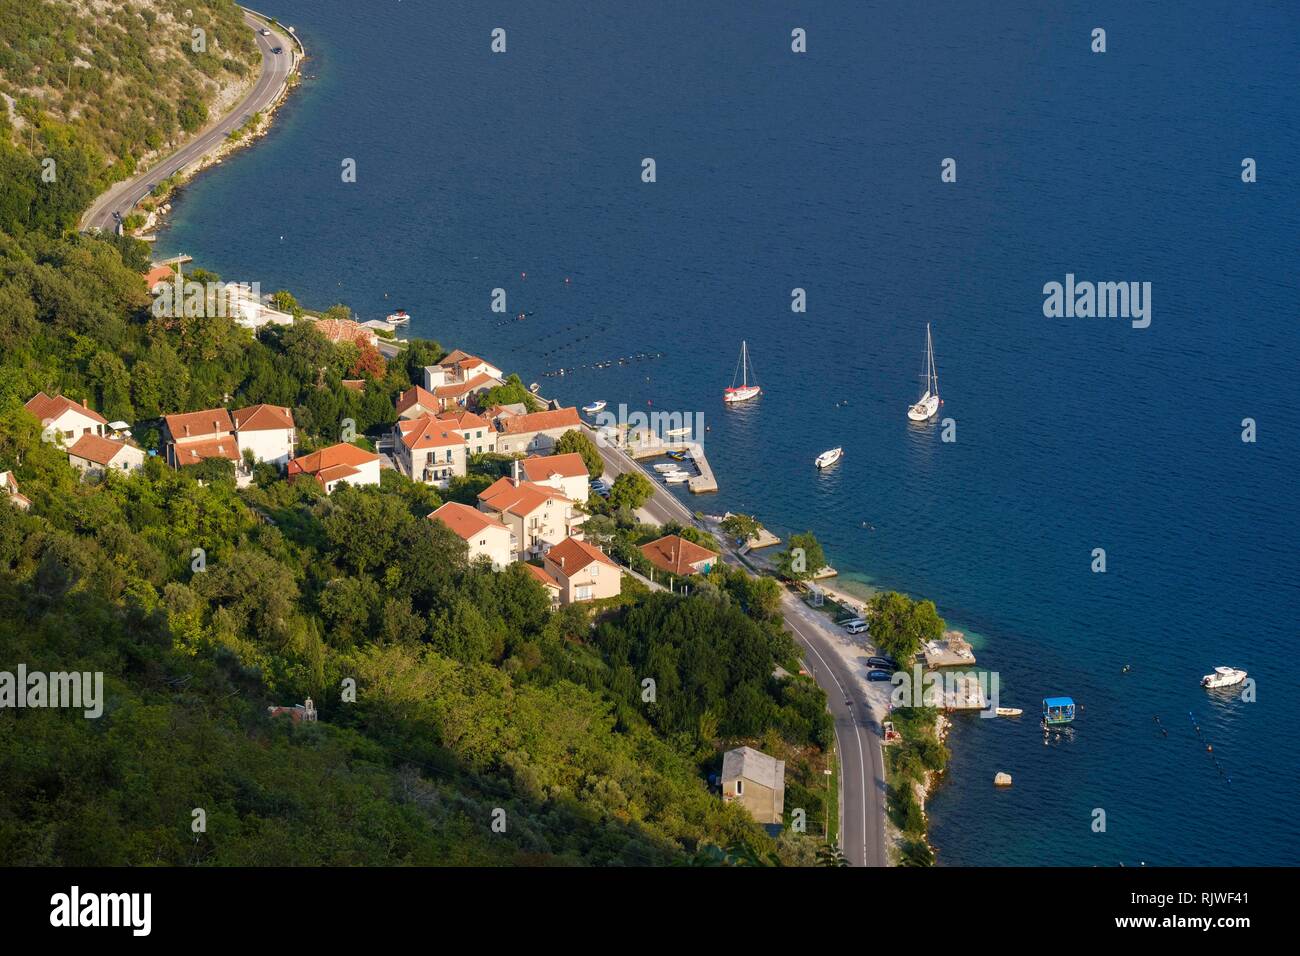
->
519;452;589;502
433;372;500;411
231;404;296;467
314;318;378;348
477;476;584;560
143;265;174;290
522;562;562;610
423;350;503;390
436;409;497;456
394;416;468;488
543;536;622;604
162;408;240;468
287;443;381;493
493;407;583;455
1;471;31;511
428;501;514;569
24;392;108;444
639;534;718;577
67;434;145;478
396;385;440;420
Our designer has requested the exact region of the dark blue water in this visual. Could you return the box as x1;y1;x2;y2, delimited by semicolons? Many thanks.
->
159;1;1300;865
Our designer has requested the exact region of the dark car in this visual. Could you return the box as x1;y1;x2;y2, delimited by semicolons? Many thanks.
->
272;46;283;54
866;670;893;682
867;656;899;671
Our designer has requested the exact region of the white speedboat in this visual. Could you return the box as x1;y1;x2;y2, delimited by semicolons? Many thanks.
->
724;340;761;403
582;400;607;413
907;323;942;422
663;472;690;484
815;447;843;469
386;310;411;325
664;426;691;437
995;708;1023;717
1201;666;1247;689
653;463;683;473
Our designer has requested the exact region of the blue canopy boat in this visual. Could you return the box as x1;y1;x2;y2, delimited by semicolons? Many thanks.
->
1042;696;1076;725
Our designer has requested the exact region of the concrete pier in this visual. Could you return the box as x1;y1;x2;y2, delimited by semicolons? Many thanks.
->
618;433;717;493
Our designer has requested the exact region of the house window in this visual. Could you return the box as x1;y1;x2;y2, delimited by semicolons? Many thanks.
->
576;585;593;601
735;780;744;796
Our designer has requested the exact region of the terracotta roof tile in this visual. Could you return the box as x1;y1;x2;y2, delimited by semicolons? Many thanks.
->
25;392;109;426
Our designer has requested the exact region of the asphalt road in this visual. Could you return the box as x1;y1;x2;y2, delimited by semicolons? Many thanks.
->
589;428;888;866
80;11;296;234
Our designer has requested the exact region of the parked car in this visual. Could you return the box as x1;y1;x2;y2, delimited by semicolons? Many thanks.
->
839;618;866;630
867;656;898;671
845;622;869;635
866;670;893;682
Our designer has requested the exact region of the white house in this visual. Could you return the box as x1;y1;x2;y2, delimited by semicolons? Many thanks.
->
66;434;145;478
232;404;296;468
492;407;583;456
24;392;108;444
519;452;589;503
437;409;497;456
428;501;515;570
477;476;583;561
161;408;240;469
287;443;382;493
394;416;468;488
1;471;31;511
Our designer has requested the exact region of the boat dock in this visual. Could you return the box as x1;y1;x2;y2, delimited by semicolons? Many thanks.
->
923;630;977;668
620;434;717;494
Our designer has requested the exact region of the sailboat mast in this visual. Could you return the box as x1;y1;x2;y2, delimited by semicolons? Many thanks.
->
741;340;748;387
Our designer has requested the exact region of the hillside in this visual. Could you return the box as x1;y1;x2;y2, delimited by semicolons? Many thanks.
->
0;0;259;233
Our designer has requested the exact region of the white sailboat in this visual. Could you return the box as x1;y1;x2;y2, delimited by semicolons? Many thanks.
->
907;323;941;422
724;340;761;403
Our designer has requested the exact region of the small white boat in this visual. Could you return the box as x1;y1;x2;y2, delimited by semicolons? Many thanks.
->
529;382;540;393
907;322;942;422
663;472;690;484
664;426;691;437
724;340;761;403
582;400;607;413
815;447;843;469
995;708;1023;717
386;310;411;325
1201;666;1247;689
653;463;682;473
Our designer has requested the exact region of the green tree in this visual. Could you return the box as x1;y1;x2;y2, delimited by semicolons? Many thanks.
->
776;531;826;582
553;428;603;478
607;471;653;512
867;591;943;664
720;512;761;544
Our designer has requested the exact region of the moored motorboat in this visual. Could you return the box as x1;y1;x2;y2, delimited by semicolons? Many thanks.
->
1201;666;1247;689
653;463;681;473
582;400;607;413
386;309;411;325
815;447;843;469
664;426;691;437
663;472;690;484
995;707;1023;717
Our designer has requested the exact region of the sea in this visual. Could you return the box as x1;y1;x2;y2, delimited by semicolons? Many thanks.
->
156;0;1300;865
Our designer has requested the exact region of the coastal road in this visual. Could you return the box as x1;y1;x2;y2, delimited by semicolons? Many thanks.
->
80;10;296;234
589;430;888;866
